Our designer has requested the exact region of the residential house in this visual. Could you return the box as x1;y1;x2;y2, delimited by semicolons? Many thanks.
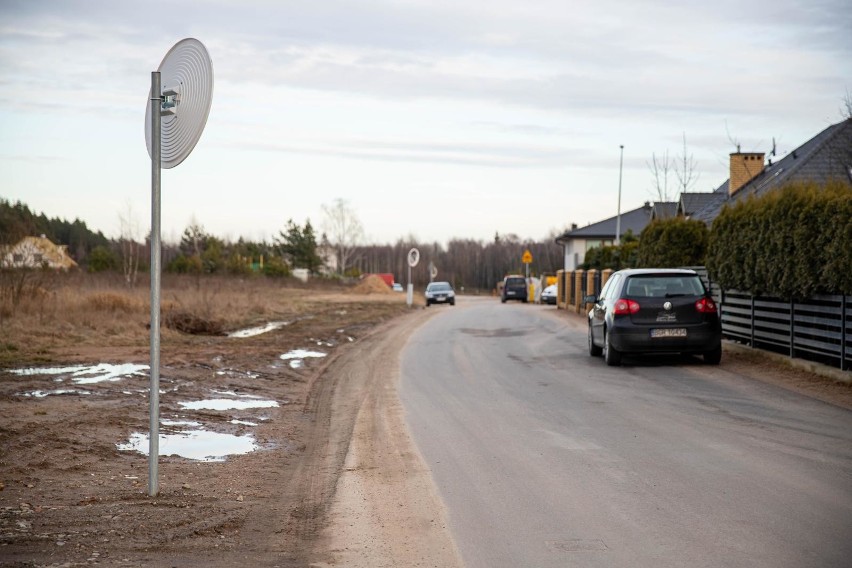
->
0;235;78;270
681;117;852;223
555;202;653;271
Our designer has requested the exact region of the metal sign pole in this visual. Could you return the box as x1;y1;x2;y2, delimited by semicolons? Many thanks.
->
407;265;413;306
148;71;162;497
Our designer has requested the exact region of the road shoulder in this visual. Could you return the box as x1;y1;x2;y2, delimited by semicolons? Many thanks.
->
312;307;465;568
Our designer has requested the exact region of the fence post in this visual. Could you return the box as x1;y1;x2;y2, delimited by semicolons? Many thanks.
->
585;270;598;315
789;299;795;359
842;295;848;372
574;270;585;313
750;294;755;347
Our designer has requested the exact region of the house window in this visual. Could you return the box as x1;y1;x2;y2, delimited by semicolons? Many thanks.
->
13;253;23;262
33;254;43;263
585;239;613;251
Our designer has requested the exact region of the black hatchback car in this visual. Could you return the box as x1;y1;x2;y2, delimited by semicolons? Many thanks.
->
501;275;528;303
586;268;722;366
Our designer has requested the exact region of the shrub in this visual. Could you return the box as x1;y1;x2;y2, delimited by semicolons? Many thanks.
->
637;217;708;268
581;231;639;270
263;256;290;278
707;181;852;298
86;246;119;273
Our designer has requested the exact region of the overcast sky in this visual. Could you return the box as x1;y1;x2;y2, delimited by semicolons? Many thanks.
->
1;0;850;245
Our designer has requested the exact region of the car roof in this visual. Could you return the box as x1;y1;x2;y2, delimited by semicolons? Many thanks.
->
613;268;698;276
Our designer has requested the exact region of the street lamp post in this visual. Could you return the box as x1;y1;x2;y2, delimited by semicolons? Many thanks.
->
615;145;624;246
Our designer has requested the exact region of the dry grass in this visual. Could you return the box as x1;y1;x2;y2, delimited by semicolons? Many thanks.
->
0;272;411;366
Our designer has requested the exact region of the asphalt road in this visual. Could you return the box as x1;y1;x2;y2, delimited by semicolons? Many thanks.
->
400;296;852;568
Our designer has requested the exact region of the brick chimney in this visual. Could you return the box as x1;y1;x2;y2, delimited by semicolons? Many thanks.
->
729;152;765;195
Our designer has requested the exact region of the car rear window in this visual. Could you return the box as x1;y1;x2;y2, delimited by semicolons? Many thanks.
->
624;275;705;298
506;278;525;286
429;283;452;291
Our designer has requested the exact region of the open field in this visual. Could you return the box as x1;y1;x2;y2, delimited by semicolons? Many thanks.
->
0;273;415;566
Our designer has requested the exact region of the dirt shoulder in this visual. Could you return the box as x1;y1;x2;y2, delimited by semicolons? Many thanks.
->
310;308;464;568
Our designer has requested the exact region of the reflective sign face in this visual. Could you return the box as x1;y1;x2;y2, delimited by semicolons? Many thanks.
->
522;250;533;264
407;248;420;267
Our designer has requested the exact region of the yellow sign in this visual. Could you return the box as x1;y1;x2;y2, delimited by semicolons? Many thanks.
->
522;250;533;264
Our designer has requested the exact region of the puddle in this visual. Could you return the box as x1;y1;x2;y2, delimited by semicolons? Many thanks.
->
280;349;327;360
22;389;92;398
178;399;279;411
230;419;258;426
161;419;202;427
215;369;260;379
280;349;326;370
117;430;258;462
228;321;290;338
211;390;264;399
8;363;149;385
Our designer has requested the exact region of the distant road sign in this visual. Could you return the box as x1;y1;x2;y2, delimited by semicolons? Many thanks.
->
522;250;533;264
408;248;420;268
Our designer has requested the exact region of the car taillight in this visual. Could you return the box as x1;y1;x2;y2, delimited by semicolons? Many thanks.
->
695;297;717;313
613;298;640;315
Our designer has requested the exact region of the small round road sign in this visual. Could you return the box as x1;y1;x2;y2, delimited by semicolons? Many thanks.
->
408;248;420;267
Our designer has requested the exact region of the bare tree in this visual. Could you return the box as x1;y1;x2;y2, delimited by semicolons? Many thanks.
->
648;133;699;205
675;133;699;194
118;201;141;288
842;88;852;119
648;149;674;202
321;198;365;275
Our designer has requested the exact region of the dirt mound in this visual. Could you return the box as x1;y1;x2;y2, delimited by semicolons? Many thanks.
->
164;309;225;335
352;275;393;295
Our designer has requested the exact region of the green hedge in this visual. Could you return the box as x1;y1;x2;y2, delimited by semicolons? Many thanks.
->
637;217;708;268
706;181;852;299
581;231;639;270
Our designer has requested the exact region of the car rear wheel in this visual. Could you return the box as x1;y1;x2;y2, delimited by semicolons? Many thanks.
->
603;330;622;366
704;344;722;365
588;325;602;356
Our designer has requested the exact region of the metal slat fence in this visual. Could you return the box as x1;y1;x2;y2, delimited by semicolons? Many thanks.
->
721;290;851;371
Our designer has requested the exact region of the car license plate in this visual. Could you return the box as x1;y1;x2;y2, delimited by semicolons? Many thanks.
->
650;328;687;338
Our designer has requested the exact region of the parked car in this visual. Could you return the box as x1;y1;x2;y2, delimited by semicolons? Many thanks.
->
425;281;455;306
392;282;404;292
586;268;722;366
501;275;527;303
541;284;557;305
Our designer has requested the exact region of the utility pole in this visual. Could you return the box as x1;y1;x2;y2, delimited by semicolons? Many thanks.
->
615;144;624;246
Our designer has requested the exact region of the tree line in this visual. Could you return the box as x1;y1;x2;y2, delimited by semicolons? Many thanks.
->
0;199;110;260
1;198;564;292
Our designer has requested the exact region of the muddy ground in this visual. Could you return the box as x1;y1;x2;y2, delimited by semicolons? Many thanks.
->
0;281;416;567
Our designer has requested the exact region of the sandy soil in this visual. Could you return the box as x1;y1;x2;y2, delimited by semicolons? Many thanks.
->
2;286;849;568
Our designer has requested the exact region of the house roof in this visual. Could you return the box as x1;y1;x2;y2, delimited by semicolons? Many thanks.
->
691;118;852;223
555;202;652;243
4;236;78;269
678;191;723;217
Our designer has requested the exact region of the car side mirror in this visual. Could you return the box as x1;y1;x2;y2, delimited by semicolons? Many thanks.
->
583;295;597;304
